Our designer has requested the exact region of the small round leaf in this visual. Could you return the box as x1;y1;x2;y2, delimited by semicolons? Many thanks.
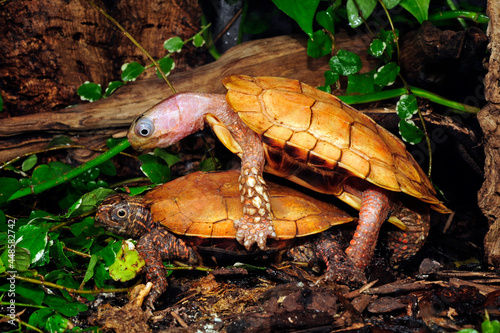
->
22;154;38;172
307;30;332;58
77;82;102;102
121;62;145;82
368;39;386;58
164;37;184;53
329;49;362;75
396;94;418;120
193;34;205;47
399;119;424;144
374;62;400;87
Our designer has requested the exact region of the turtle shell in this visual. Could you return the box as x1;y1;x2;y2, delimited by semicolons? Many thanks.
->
221;75;450;214
143;170;353;240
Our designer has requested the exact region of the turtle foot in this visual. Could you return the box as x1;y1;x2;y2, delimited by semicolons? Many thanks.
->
234;215;277;250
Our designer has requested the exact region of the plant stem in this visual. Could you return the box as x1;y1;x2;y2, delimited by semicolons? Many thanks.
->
64;246;92;258
8;140;131;202
0;313;43;333
428;10;489;23
445;0;468;28
338;86;480;114
4;272;130;295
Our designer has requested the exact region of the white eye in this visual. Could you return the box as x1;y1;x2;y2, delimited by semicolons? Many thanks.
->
135;118;154;137
116;208;127;218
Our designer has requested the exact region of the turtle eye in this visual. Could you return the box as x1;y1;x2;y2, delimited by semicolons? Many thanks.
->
135;118;154;138
113;207;128;220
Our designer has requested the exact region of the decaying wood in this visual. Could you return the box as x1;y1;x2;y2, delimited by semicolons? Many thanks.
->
0;32;377;163
0;0;202;117
400;20;487;97
478;0;500;270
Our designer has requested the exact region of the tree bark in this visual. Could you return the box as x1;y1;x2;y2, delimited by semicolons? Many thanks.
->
478;0;500;269
0;0;202;117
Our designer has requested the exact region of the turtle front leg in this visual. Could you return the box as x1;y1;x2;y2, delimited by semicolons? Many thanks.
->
313;231;367;285
137;229;199;309
222;115;277;250
345;185;391;270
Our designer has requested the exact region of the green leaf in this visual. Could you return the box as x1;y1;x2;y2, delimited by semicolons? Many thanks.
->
94;240;122;266
45;314;73;332
46;135;73;148
3;282;45;305
368;39;386;58
0;177;21;203
126;185;155;196
50;240;73;269
199;157;220;171
382;0;401;9
0;246;30;271
396;94;418;119
104;81;125;98
316;7;335;33
324;70;339;86
32;162;71;185
374;62;400;87
82;254;98;285
29;308;56;330
346;0;377;28
193;34;205;47
44;294;88;317
399;119;424;144
329;49;362;75
0;93;3;112
71;216;101;237
156;56;175;79
399;0;429;23
97;159;117;176
109;241;145;282
272;0;321;38
22;154;38;172
77;82;102;102
346;73;376;94
379;29;399;59
106;137;127;149
66;188;116;218
307;30;333;58
164;37;184;53
121;62;145;82
94;261;111;288
139;154;171;184
154;148;181;166
16;225;48;267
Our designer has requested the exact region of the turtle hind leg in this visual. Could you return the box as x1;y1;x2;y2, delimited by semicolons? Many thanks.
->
345;185;391;270
386;203;430;266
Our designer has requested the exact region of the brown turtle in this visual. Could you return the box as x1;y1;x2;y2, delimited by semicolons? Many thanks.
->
95;171;363;309
128;75;451;269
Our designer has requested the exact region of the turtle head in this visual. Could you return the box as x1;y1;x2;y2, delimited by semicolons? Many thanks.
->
128;93;209;151
95;194;153;238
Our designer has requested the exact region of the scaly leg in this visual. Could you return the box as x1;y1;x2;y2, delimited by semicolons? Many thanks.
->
345;186;391;270
220;112;277;250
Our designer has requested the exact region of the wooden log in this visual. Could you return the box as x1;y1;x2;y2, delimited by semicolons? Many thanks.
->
0;33;376;162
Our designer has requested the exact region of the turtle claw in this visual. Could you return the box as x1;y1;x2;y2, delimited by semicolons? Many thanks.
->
234;215;276;250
